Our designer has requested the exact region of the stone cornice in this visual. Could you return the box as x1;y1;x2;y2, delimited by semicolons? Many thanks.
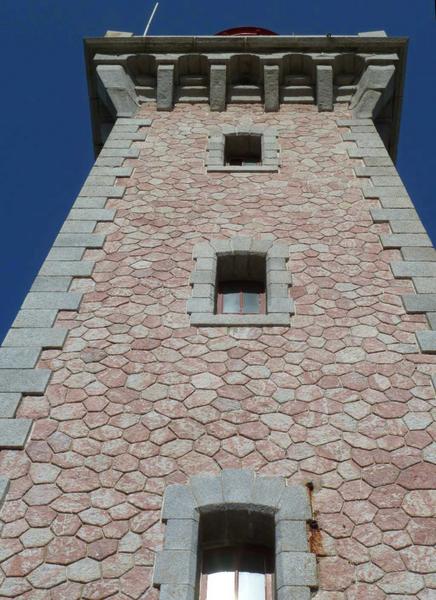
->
84;35;408;159
84;34;408;54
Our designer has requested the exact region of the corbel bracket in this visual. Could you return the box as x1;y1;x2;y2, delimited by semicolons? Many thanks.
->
96;64;138;118
350;63;395;119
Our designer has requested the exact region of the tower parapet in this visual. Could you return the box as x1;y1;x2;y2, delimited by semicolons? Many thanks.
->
85;34;407;158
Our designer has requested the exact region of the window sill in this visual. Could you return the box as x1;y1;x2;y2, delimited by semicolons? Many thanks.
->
206;165;279;173
190;313;291;327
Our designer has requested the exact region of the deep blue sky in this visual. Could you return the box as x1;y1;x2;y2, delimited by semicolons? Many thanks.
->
0;0;435;343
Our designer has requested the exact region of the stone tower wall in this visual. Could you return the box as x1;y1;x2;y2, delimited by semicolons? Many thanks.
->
0;103;435;599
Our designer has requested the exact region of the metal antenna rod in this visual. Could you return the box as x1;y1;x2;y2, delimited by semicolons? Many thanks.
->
143;2;159;36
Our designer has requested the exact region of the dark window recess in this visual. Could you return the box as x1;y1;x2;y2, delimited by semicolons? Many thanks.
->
224;134;262;166
216;254;266;315
199;510;275;600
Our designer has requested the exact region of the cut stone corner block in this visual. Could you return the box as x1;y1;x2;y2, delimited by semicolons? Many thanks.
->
0;418;33;450
0;476;10;510
3;327;67;349
416;331;436;354
0;368;51;394
0;393;21;418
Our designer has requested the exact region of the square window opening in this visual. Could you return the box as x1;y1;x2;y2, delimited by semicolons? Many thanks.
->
224;134;262;166
216;254;266;315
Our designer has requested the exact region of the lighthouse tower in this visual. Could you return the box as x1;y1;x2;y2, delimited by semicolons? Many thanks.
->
0;28;435;600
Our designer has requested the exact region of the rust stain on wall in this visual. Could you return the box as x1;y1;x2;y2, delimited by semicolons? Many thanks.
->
309;521;324;556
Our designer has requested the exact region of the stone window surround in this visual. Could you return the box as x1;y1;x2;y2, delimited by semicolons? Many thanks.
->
153;469;317;600
187;237;294;327
206;126;280;172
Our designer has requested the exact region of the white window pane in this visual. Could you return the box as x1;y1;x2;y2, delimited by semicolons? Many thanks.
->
206;572;235;600
238;572;266;600
222;292;240;313
242;291;260;313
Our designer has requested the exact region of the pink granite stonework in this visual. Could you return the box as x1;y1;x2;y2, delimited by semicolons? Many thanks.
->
0;103;435;599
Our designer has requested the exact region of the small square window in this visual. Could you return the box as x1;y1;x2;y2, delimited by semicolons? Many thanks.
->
206;128;279;173
224;134;262;166
188;238;293;326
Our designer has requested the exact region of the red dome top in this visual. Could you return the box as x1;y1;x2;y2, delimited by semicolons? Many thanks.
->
216;26;277;36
